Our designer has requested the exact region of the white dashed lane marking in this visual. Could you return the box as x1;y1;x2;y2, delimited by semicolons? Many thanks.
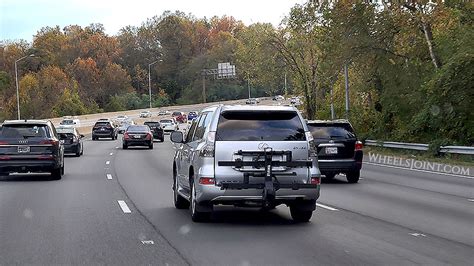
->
118;200;131;213
316;203;339;211
106;174;113;180
109;152;113;156
106;161;110;165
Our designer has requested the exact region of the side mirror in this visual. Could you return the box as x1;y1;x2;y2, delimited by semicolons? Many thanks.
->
170;131;184;143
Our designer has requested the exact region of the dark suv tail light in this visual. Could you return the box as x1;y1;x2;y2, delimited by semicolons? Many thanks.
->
40;140;59;146
124;133;130;140
355;141;363;151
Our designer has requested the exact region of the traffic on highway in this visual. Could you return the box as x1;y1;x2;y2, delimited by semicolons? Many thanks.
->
1;1;473;265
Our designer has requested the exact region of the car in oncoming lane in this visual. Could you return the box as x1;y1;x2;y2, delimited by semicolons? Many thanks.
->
144;121;164;142
139;110;152;118
92;120;118;140
0;120;64;179
57;126;84;157
122;125;154;149
306;119;363;183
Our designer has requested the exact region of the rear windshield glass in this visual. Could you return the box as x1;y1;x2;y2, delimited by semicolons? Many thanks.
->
144;122;160;127
160;120;172;124
307;124;355;139
0;124;50;139
216;111;306;141
127;125;149;132
57;128;75;134
172;112;181;116
60;120;74;125
95;122;110;126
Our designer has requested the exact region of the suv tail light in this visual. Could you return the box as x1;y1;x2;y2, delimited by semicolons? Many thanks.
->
40;139;59;146
124;133;130;140
199;132;215;158
0;141;8;145
355;141;363;151
311;177;321;185
199;177;215;185
305;131;318;157
145;133;152;140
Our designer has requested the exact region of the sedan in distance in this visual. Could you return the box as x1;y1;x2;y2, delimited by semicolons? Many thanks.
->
143;121;164;142
139;111;152;118
160;119;179;133
122;125;154;149
57;126;84;157
172;111;187;123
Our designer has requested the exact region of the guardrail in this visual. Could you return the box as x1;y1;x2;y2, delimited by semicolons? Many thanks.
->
365;140;474;155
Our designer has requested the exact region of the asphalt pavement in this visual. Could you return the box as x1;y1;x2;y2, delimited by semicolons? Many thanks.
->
1;133;473;265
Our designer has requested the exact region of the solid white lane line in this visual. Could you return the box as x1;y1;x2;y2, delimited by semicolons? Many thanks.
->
365;162;473;179
106;174;113;180
109;152;113;156
118;200;131;213
316;203;339;211
410;233;426;237
106;161;110;165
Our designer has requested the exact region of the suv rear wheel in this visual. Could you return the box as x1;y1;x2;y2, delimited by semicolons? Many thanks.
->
51;167;62;180
190;179;211;222
290;206;313;223
346;170;360;183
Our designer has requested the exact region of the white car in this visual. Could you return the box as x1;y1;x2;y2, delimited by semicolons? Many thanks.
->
139;111;152;118
116;115;128;123
158;110;170;116
118;120;135;134
160;119;178;132
59;118;81;128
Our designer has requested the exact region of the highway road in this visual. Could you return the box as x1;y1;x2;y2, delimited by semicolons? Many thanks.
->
1;132;472;265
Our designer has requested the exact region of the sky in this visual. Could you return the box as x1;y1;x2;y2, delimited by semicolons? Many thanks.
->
0;0;304;42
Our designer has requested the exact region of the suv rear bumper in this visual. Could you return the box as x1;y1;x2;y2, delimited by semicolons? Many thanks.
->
318;158;362;173
196;183;320;205
0;160;59;173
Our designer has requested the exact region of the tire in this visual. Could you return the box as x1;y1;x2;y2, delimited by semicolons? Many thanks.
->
75;146;81;157
122;143;128;149
346;170;360;183
173;174;189;209
324;173;336;179
190;180;211;222
51;167;62;180
290;206;313;223
92;136;96;141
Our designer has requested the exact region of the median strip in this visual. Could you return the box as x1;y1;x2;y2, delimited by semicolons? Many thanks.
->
118;200;131;213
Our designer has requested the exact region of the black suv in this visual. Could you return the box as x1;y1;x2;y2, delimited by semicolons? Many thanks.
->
306;120;363;183
143;121;164;142
0;120;65;179
92;120;118;140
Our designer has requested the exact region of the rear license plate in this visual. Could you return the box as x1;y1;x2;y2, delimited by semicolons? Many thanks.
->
101;128;106;131
133;135;141;139
325;147;338;154
18;146;30;153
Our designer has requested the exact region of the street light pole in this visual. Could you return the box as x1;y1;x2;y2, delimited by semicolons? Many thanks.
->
14;54;34;120
148;60;160;109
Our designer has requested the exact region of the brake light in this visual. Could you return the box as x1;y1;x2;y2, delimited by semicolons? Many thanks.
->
145;133;152;140
40;140;59;145
124;133;130;140
199;177;215;185
311;177;320;185
0;155;11;160
0;141;8;145
355;141;363;151
199;132;215;158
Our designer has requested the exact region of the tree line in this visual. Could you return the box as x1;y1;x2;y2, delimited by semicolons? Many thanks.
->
0;1;472;147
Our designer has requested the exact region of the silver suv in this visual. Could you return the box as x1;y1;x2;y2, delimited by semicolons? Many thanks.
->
170;105;321;222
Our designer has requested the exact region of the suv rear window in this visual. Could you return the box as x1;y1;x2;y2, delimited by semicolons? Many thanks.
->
144;122;160;127
0;124;50;139
217;111;306;141
307;123;355;139
95;122;111;127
